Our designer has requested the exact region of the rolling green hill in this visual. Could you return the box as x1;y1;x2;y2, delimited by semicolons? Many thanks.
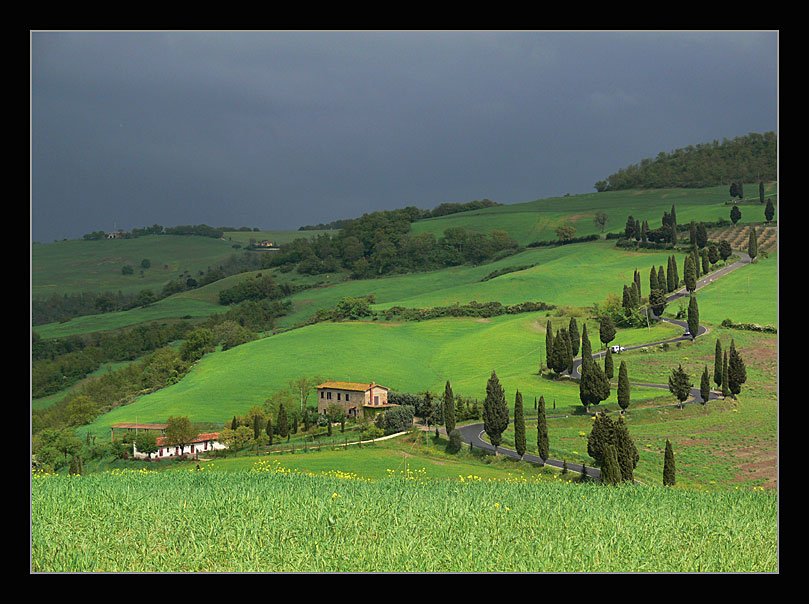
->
410;183;777;246
32;184;778;494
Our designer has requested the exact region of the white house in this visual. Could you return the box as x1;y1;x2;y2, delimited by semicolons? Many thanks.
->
133;432;227;460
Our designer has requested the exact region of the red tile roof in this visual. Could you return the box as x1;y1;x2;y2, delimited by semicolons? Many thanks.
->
155;432;220;447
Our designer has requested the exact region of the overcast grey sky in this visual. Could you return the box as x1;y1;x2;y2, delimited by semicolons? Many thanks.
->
31;31;778;243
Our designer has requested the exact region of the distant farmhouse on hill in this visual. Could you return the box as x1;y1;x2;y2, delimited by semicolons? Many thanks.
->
249;239;280;250
316;380;394;418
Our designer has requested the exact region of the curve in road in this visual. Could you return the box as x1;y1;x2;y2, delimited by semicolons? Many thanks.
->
456;250;752;481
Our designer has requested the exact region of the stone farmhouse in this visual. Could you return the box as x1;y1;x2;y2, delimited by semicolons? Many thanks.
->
316;380;394;418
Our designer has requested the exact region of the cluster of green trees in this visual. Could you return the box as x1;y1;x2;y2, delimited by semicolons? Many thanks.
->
269;207;521;279
298;199;502;231
379;300;554;322
587;412;639;485
594;132;776;191
217;273;299;305
33;249;273;326
32;321;195;398
32;343;195;436
83;223;258;241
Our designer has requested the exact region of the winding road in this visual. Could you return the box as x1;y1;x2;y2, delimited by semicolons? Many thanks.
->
455;250;753;481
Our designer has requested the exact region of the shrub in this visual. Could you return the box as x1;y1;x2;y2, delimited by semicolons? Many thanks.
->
447;429;462;454
377;405;415;435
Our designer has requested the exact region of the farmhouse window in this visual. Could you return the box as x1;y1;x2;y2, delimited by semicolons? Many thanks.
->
337;393;341;401
374;396;379;405
345;394;350;401
327;392;332;400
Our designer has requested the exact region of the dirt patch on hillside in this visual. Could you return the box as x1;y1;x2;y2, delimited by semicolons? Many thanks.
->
731;445;777;489
566;213;595;223
740;339;777;364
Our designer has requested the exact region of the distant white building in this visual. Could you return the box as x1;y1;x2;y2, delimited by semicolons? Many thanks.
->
133;432;226;460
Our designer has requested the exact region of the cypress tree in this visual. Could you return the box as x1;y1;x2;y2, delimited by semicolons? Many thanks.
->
730;205;742;225
581;356;611;412
231;415;239;430
634;269;641;301
650;266;659;292
765;199;775;223
714;340;723;389
564;328;574;374
668;364;692;409
622;285;633;317
666;256;675;292
587;411;614;465
545;320;554;373
266;418;273;445
697;222;708;249
649;287;667;318
599;315;616;351
671;254;680;291
684;255;697;293
483;370;509;452
613;415;638;482
514;390;526;458
657;266;666;294
601;444;622;486
759;180;765;204
709;243;719;265
727;339;747;398
580;323;593;370
443;380;456;436
631;280;640;308
747;226;758;261
701;248;710;275
663;439;676;486
687;295;699;340
253;414;261;440
604;347;614;380
617;360;630;413
421;391;434;427
568;317;580;357
277;403;289;440
537;395;549;461
722;351;730;398
700;365;711;404
550;328;571;375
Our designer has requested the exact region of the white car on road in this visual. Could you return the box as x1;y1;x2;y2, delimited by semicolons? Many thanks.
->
610;345;626;353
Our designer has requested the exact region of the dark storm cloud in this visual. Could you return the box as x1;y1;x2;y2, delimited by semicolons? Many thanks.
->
31;31;778;243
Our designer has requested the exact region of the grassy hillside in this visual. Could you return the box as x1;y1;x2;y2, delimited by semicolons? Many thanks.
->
410;183;777;246
32;235;239;298
77;311;677;434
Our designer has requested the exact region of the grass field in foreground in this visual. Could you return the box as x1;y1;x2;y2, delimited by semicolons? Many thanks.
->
31;461;777;572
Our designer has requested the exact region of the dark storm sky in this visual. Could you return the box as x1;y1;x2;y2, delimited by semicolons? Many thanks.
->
31;31;778;243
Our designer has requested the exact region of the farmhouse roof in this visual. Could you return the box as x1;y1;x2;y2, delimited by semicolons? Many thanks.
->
317;381;389;392
156;432;221;447
111;423;167;431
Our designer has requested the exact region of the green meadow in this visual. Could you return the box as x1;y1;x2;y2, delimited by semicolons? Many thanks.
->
77;309;677;438
32;235;238;298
